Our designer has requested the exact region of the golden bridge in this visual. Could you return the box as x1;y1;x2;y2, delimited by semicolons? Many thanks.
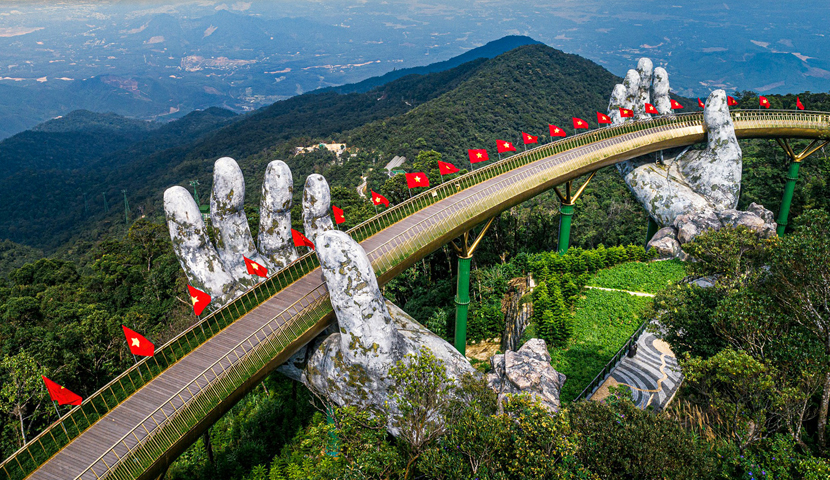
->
2;110;829;480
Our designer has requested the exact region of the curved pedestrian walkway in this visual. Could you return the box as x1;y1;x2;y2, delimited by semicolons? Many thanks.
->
590;329;682;410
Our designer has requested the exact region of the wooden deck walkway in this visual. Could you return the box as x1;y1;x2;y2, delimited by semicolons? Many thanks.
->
22;110;830;480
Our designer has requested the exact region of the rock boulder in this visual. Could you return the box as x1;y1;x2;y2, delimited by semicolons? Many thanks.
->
487;339;567;413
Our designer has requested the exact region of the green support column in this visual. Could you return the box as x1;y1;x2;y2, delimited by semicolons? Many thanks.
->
557;204;574;255
553;171;596;256
454;255;472;356
645;216;659;246
774;138;828;236
776;160;801;237
451;217;495;356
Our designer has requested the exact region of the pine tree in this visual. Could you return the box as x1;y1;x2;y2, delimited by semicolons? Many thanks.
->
531;282;550;327
546;282;572;347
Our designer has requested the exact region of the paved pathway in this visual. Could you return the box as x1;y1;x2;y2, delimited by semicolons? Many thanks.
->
590;328;682;410
585;285;655;297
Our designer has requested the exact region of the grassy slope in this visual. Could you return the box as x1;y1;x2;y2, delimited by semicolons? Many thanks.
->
586;259;687;294
551;260;688;402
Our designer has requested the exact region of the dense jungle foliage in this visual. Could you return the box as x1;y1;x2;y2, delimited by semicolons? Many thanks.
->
2;41;830;478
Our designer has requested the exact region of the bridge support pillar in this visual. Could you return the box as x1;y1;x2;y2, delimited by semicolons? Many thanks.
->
450;217;496;356
774;138;828;236
553;171;596;255
645;216;659;246
557;204;574;254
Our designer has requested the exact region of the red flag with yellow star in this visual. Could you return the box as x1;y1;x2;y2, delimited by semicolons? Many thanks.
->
42;376;82;406
243;256;268;278
727;96;738;106
437;160;459;175
405;172;429;188
332;205;345;224
796;97;805;110
644;103;658;115
371;190;389;207
572;117;588;129
292;229;314;250
597;112;611;124
187;285;211;316
496;140;516;153
619;108;633;118
468;149;489;163
759;96;770;108
670;99;684;110
549;125;566;137
698;98;705;108
122;325;155;357
522;132;538;144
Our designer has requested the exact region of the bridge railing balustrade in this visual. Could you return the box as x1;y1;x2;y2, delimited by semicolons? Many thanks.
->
6;110;828;480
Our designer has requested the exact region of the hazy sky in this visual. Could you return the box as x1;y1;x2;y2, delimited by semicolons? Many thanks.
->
1;0;828;95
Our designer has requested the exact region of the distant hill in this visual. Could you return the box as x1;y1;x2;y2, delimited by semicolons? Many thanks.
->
31;110;160;134
0;41;698;251
321;36;542;95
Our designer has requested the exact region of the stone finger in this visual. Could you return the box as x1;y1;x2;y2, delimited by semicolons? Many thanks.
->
210;156;270;286
258;160;298;270
635;58;653;119
623;69;640;114
164;186;240;307
651;67;672;115
302;174;334;243
315;230;397;368
607;83;626;125
676;90;742;211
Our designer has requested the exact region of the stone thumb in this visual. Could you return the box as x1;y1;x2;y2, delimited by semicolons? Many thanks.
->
315;230;397;365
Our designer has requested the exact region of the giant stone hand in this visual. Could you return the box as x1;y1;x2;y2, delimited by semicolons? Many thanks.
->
608;58;776;256
164;159;477;435
164;157;299;309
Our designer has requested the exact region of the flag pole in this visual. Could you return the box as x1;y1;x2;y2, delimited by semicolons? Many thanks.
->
51;399;69;436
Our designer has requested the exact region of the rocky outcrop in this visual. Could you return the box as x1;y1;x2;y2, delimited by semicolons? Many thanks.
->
646;227;682;260
301;174;334;244
718;203;777;238
304;230;475;435
258;161;298;270
487;339;566;413
501;277;531;352
673;211;722;245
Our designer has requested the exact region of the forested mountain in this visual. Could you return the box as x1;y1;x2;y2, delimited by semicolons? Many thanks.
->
2;42;628;251
321;35;541;95
1;40;826;257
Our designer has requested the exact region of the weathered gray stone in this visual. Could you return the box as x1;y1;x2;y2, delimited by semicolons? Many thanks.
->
163;186;241;308
673;211;723;244
747;202;776;226
487;339;566;412
258;160;298;270
303;230;475;435
210;157;271;287
608;83;627;126
301;174;334;244
718;209;777;238
622;69;640;112
635;58;653;119
647;227;682;259
652;67;672;115
677;90;742;212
